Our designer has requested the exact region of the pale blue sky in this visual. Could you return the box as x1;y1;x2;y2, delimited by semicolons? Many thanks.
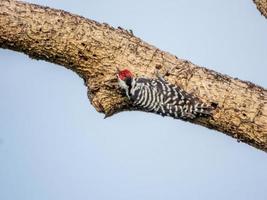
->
0;0;267;200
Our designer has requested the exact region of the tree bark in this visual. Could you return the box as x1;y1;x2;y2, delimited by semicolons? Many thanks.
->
0;0;267;152
253;0;267;18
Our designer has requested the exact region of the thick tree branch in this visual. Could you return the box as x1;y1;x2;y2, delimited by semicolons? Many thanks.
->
253;0;267;18
0;0;267;152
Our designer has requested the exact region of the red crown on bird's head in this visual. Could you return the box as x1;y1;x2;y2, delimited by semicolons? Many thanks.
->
118;69;133;80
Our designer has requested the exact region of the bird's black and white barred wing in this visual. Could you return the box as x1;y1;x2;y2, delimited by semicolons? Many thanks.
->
130;77;213;120
155;77;213;119
129;77;159;110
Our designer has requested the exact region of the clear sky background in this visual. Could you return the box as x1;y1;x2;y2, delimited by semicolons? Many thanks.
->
0;0;267;200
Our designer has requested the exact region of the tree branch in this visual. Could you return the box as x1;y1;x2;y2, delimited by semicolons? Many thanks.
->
253;0;267;18
1;0;267;152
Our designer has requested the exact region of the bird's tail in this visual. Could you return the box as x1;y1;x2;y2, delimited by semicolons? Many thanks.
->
194;102;216;117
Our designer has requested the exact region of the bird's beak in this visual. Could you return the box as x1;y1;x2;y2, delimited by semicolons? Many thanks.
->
116;67;120;73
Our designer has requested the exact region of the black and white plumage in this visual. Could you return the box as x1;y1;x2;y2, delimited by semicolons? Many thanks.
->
117;69;213;120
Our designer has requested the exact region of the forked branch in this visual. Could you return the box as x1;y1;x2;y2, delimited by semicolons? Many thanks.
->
0;0;266;152
253;0;267;18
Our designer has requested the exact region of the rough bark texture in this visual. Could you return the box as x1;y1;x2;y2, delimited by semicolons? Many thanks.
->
253;0;267;18
0;0;267;152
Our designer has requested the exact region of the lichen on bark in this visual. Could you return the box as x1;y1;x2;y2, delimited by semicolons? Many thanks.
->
0;0;267;152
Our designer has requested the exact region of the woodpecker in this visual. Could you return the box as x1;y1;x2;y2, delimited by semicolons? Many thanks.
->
117;69;213;120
